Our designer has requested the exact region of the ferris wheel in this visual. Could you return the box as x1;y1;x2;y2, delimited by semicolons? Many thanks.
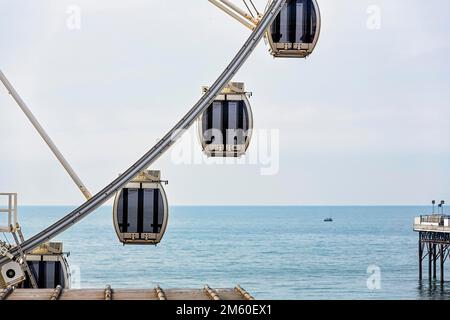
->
0;0;321;289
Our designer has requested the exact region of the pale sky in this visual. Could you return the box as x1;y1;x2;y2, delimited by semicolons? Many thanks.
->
0;0;449;205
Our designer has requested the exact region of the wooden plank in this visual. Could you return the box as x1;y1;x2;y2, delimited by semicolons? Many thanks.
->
112;289;158;300
8;289;53;300
216;288;246;300
164;289;211;300
59;289;104;300
7;287;253;300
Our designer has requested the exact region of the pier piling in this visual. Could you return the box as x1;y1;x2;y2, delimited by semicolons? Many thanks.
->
440;245;444;285
428;242;432;281
414;217;450;285
418;241;423;280
433;244;437;280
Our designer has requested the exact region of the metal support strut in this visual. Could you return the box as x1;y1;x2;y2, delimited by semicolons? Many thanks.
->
105;285;112;300
418;231;450;284
0;70;92;200
50;285;63;300
0;286;14;300
204;284;221;300
11;230;38;289
209;0;259;30
155;285;167;300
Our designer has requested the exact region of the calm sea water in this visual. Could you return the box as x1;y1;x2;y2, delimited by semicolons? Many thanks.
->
8;205;450;300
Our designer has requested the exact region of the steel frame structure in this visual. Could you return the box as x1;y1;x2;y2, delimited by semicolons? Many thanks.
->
418;231;450;284
0;0;289;265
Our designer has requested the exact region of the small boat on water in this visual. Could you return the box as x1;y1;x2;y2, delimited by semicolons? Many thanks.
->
324;218;333;222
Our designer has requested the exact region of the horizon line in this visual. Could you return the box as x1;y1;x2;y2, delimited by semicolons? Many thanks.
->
14;204;435;207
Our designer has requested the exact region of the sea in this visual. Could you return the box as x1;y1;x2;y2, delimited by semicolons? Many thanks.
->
7;205;450;300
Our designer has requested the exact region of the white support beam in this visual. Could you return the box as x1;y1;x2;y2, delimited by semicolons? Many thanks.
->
209;0;257;30
0;70;92;200
220;0;259;24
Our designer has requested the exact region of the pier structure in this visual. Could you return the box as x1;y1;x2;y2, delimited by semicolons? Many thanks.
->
0;285;254;301
414;214;450;284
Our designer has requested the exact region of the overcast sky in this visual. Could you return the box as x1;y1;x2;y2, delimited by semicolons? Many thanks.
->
0;0;449;206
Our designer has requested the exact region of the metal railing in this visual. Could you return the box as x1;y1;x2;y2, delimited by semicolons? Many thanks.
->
0;193;18;233
418;215;450;225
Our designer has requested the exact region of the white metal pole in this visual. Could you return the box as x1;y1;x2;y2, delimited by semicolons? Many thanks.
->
13;193;17;229
209;0;256;30
8;194;12;232
219;0;259;24
0;70;92;200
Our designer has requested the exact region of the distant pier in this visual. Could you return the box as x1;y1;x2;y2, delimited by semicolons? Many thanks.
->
414;214;450;283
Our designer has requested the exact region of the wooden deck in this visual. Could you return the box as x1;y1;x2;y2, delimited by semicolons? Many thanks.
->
413;223;450;233
1;285;255;301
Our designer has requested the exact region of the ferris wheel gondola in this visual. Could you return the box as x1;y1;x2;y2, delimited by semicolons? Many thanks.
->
112;171;169;245
0;243;70;289
266;0;321;58
197;82;253;157
209;0;321;58
21;242;71;289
